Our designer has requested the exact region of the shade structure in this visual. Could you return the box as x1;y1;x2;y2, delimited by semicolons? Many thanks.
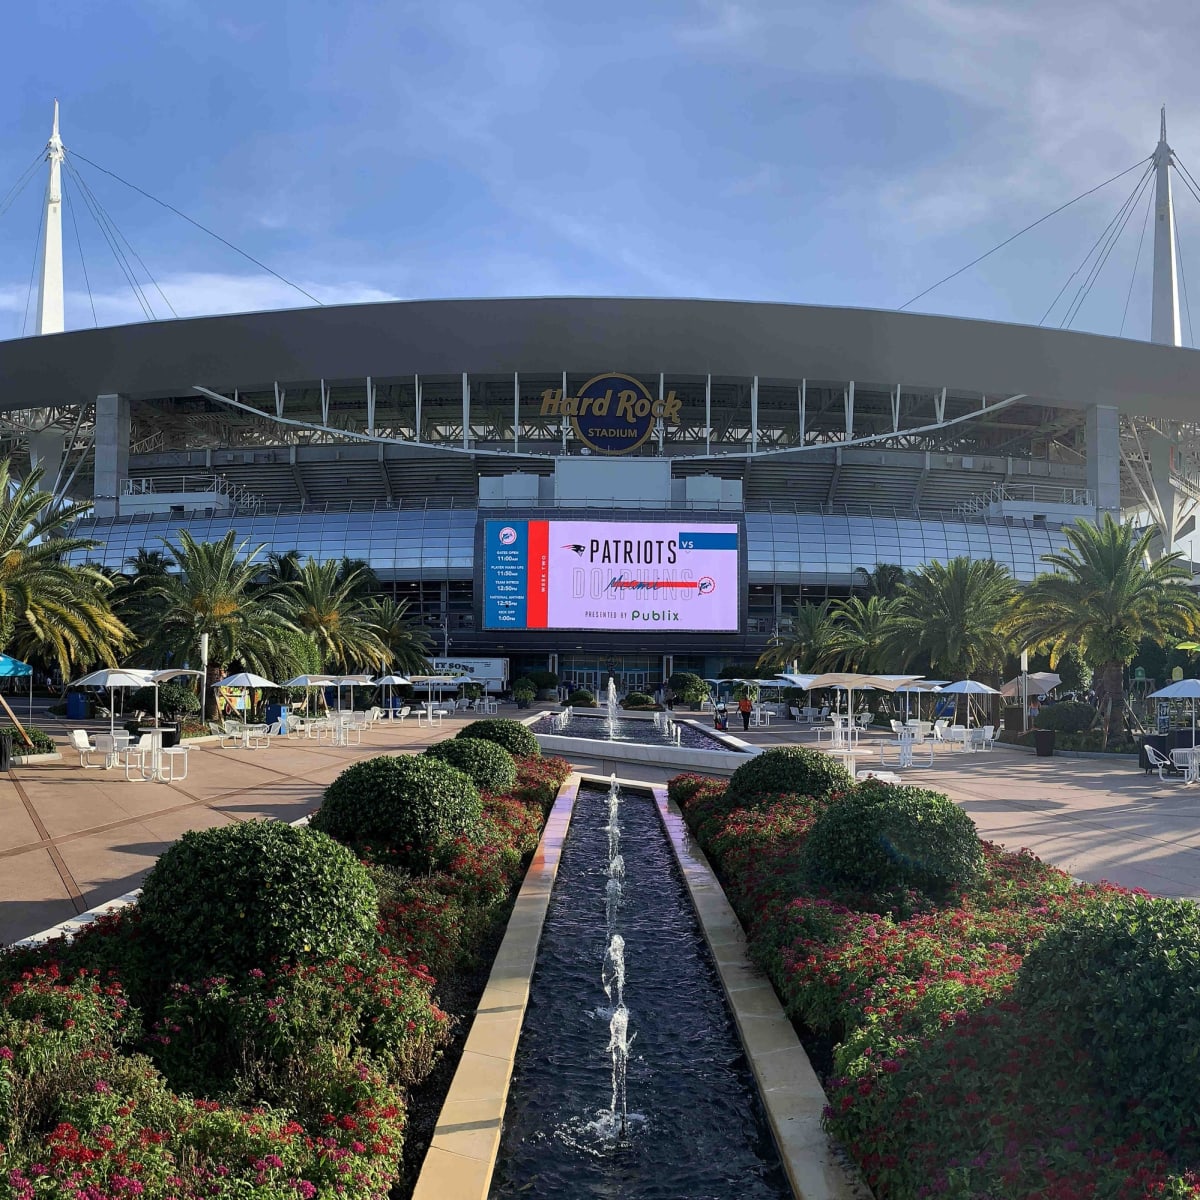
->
281;674;335;688
804;672;925;720
939;679;1001;728
999;671;1062;699
70;667;154;735
1148;679;1200;748
0;653;34;724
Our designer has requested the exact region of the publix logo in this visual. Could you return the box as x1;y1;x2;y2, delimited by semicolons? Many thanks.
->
538;373;682;455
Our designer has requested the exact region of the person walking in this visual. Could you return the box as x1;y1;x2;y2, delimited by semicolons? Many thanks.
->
738;693;753;731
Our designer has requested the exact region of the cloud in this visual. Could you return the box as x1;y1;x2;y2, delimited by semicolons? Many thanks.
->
0;273;401;336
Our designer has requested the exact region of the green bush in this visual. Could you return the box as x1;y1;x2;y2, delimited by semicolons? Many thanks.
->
566;688;596;707
528;669;558;690
312;754;483;868
424;737;517;794
138;820;378;982
621;691;655;709
457;717;540;758
800;780;984;902
1034;700;1099;734
727;746;853;804
130;681;200;720
1016;893;1200;1143
3;725;56;754
667;671;709;706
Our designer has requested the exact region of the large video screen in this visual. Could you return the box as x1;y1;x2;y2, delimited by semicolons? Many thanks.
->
482;519;740;632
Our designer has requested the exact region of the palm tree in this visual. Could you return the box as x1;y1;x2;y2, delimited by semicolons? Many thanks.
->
757;600;839;673
828;594;895;672
0;460;129;676
856;562;907;600
276;559;389;673
1011;515;1200;739
888;557;1016;680
368;596;433;675
138;530;297;714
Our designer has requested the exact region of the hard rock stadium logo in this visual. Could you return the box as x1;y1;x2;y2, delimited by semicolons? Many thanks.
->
538;373;682;455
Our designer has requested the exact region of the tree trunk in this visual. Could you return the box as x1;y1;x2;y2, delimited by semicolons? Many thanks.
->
1095;660;1124;746
204;662;225;722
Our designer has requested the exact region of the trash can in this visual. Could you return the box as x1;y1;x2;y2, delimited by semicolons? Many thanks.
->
1034;729;1056;757
66;691;88;720
265;703;288;734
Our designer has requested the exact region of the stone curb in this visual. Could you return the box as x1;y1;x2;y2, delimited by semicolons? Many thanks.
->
411;773;581;1200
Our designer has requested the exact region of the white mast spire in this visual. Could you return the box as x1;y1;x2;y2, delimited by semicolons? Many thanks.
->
1151;104;1182;347
34;100;65;337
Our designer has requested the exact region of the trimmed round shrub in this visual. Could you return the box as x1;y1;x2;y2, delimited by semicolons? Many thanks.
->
727;746;853;804
457;717;540;759
567;688;596;707
424;736;517;794
313;754;482;867
621;691;655;709
800;780;983;902
138;820;377;982
1033;700;1099;734
667;671;709;707
1016;893;1200;1142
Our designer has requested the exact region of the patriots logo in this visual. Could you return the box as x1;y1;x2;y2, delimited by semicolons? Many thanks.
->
562;544;586;556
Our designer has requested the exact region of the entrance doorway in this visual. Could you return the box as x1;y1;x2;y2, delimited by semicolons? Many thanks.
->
558;656;658;699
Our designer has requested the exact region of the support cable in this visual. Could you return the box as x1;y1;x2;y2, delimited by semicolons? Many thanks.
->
1040;163;1152;325
20;194;47;337
1174;200;1195;347
70;151;324;306
1061;167;1154;328
62;173;98;328
0;153;44;221
1120;178;1154;337
897;157;1151;311
63;158;154;320
1171;154;1200;210
1041;163;1152;328
66;158;176;318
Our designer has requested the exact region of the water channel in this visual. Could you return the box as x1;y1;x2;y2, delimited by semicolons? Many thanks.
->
489;782;790;1199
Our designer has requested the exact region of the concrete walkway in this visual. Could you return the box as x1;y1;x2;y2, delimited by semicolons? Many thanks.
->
738;723;1200;901
0;716;463;947
6;709;1199;948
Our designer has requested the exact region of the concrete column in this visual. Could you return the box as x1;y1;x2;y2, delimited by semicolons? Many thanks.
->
93;394;130;518
1085;403;1121;523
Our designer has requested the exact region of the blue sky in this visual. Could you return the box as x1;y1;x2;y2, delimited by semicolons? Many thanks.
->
2;0;1199;343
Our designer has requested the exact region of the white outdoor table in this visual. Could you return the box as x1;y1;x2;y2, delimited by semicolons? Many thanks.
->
1171;747;1200;781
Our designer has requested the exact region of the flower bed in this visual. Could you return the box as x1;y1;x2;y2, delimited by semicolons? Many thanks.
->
0;750;571;1199
668;765;1200;1199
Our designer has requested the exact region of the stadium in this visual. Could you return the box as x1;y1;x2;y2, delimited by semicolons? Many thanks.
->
4;110;1200;694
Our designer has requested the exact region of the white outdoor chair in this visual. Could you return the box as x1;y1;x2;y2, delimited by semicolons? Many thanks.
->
855;711;872;729
932;719;949;741
1146;744;1182;781
70;728;103;769
395;705;412;722
890;719;904;736
979;724;996;750
220;719;245;748
246;722;277;749
120;734;154;781
159;745;189;780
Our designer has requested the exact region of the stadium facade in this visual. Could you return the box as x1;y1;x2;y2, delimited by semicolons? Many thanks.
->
4;108;1200;692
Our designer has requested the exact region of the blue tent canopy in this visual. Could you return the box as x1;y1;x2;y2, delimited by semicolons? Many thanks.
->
0;654;32;677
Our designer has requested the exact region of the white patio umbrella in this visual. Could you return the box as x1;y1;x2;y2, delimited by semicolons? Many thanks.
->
999;671;1062;699
147;668;203;732
1147;679;1200;748
892;680;946;723
70;667;154;735
281;674;335;716
938;679;1002;728
374;674;412;715
210;672;280;721
331;674;373;712
408;674;463;711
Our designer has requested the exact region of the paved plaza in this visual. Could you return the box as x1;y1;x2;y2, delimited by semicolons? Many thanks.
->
3;711;1199;948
